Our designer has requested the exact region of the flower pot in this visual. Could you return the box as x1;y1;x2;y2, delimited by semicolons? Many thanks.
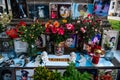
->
54;42;64;56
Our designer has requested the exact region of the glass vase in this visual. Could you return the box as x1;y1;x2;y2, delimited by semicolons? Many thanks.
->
54;42;64;56
104;50;114;61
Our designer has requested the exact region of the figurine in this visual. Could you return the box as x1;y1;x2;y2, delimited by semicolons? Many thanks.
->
41;51;49;64
34;55;41;67
69;52;76;63
78;55;86;66
21;70;29;80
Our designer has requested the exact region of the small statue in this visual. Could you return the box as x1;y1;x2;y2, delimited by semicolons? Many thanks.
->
69;52;76;63
34;55;41;67
78;55;86;66
41;51;49;64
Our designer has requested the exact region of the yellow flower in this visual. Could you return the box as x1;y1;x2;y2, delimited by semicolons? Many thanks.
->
62;19;67;23
53;21;60;27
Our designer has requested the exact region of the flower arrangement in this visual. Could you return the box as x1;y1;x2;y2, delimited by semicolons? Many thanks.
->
0;12;12;33
44;20;75;44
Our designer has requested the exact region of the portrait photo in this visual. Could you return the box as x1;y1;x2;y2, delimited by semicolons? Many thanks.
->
0;38;14;52
98;69;118;80
102;30;119;50
10;0;27;18
64;34;77;48
35;34;46;48
72;3;94;19
27;3;49;19
0;68;15;80
16;69;34;80
50;3;72;19
93;0;111;17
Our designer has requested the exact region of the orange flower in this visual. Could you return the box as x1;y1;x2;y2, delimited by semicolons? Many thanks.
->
45;22;50;28
53;21;60;27
62;19;67;23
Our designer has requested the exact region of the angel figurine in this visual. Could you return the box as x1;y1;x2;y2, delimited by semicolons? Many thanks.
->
69;52;76;63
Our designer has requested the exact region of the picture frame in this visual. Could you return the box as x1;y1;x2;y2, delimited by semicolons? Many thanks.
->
15;68;34;80
0;67;15;80
98;69;118;80
102;30;119;50
35;34;46;48
49;2;72;19
93;0;111;18
27;2;49;19
0;38;14;52
64;34;77;48
72;3;94;19
10;0;28;18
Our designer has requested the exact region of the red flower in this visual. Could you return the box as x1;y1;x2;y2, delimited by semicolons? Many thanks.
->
66;23;74;31
51;26;58;34
19;21;26;26
58;27;64;35
6;28;18;38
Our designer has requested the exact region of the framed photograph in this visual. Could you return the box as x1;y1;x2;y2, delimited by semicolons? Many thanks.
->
108;0;120;20
15;69;34;80
98;69;118;80
0;38;14;52
27;2;49;19
35;34;46;48
0;67;15;80
49;3;72;19
72;3;94;19
93;0;111;17
64;34;77;48
10;0;28;18
102;30;119;50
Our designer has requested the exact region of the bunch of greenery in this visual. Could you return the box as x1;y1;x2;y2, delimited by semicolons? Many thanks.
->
33;66;61;80
62;63;92;80
33;63;92;80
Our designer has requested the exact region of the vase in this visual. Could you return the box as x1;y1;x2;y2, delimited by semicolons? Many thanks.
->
104;50;114;61
54;42;64;56
92;54;100;66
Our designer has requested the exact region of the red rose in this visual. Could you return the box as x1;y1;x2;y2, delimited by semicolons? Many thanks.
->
51;26;58;34
6;28;18;38
58;27;64;35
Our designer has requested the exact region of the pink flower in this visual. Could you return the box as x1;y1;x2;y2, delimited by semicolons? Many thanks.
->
66;23;74;31
45;27;50;34
58;27;64;35
80;27;86;33
51;26;58;34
